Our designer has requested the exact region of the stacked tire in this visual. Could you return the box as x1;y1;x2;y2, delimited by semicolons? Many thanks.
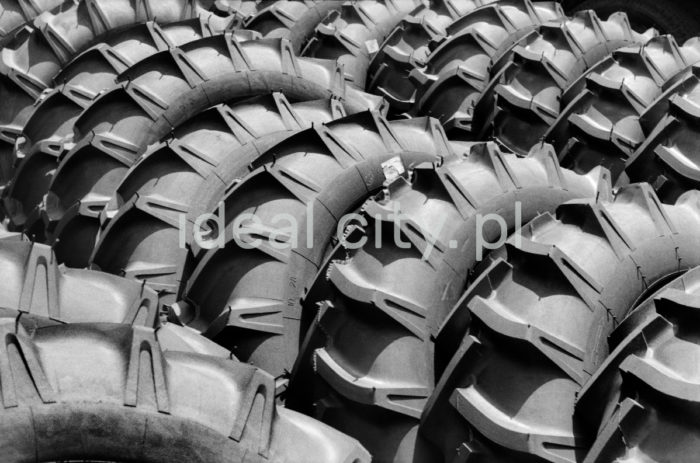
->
0;1;697;462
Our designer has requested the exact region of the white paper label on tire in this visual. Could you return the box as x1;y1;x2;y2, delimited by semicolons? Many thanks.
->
382;156;405;182
365;39;379;56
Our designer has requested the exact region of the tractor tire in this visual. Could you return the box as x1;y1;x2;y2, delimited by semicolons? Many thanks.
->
90;94;346;302
174;111;456;382
544;35;700;181
0;320;370;463
408;0;565;138
300;0;419;88
367;0;495;112
0;238;159;325
0;238;236;358
3;18;257;234
423;184;700;462
285;142;609;463
212;0;261;20
568;0;700;43
491;10;655;153
0;0;64;44
576;266;700;463
240;0;343;53
21;35;383;266
0;0;240;194
625;64;700;202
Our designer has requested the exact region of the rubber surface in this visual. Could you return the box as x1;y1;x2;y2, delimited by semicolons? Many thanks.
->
175;111;456;384
492;10;655;154
287;141;609;463
90;94;346;303
546;36;700;181
25;34;382;266
0;0;64;44
0;321;370;462
0;238;160;326
576;266;700;463
367;0;495;112
570;0;700;43
3;18;257;235
300;0;419;88
425;184;700;462
0;236;240;358
625;64;700;201
0;0;238;193
409;0;565;138
240;1;344;53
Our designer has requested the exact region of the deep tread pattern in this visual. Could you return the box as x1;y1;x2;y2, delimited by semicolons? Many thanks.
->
213;0;261;19
546;36;700;180
492;10;655;153
90;94;345;303
0;237;234;358
287;142;608;463
0;238;159;326
177;112;456;382
2;18;257;232
0;223;20;241
300;0;419;88
576;265;700;462
0;0;238;192
240;1;344;53
409;0;565;138
625;64;700;201
22;35;382;265
0;0;63;43
367;0;495;112
424;184;700;462
0;321;370;462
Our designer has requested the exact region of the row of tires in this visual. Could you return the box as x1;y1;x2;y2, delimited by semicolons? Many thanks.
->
0;0;697;462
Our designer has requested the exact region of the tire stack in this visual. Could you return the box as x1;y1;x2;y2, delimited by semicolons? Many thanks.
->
0;0;697;462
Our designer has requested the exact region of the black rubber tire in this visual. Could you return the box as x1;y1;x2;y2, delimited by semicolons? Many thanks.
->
408;0;566;138
300;0;419;88
2;18;257;235
491;10;655;153
286;141;610;463
0;222;20;240
0;237;161;326
423;183;700;462
624;64;700;202
0;0;239;194
366;0;495;112
178;0;340;48
90;94;346;303
0;320;370;463
213;0;261;19
175;111;457;382
240;0;343;53
544;35;700;181
23;35;383;267
569;0;700;43
575;264;700;462
0;235;241;359
0;0;64;44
